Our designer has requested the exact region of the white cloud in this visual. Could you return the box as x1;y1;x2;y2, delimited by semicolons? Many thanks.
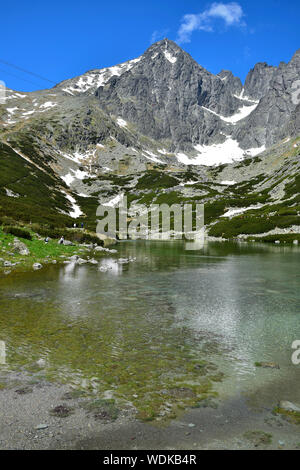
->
151;29;170;44
177;2;245;44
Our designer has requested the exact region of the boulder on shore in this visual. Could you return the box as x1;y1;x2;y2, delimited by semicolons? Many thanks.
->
13;238;30;256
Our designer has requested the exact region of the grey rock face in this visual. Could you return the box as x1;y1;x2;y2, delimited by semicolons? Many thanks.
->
95;39;244;150
0;39;299;176
235;49;300;149
217;70;243;96
244;62;276;100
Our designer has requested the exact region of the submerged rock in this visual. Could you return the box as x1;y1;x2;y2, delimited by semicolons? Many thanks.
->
69;255;79;261
94;246;105;252
255;362;280;369
99;266;108;272
76;258;88;265
4;261;14;267
279;401;300;413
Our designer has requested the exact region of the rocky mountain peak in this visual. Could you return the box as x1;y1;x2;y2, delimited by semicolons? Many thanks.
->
244;62;277;100
1;42;299;174
141;38;195;68
217;70;243;96
147;38;183;53
290;48;300;65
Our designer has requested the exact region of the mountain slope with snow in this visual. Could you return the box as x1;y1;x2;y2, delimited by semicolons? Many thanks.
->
0;39;299;237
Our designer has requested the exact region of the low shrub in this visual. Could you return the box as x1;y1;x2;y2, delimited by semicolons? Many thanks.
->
2;226;32;240
36;227;103;246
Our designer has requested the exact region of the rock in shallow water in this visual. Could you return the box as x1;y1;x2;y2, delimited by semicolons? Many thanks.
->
76;258;88;265
279;401;300;412
255;362;280;369
33;263;43;270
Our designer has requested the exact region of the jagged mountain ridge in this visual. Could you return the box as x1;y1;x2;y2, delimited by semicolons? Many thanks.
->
2;39;300;166
0;39;299;238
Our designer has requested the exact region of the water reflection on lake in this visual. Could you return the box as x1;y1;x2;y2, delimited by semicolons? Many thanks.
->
0;241;299;417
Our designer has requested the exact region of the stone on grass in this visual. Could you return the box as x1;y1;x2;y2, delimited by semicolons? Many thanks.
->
13;238;30;256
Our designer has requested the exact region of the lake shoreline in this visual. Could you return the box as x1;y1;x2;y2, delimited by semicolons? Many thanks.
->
0;370;299;450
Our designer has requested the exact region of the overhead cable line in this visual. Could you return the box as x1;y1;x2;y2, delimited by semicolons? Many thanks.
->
0;67;43;87
0;58;56;84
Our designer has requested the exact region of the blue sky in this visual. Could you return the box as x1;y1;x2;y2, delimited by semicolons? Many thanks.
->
0;0;299;91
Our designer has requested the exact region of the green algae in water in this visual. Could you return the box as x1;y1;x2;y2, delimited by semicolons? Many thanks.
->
273;407;300;425
0;292;221;421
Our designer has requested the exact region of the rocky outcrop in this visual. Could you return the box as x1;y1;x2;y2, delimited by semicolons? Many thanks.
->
95;39;246;151
234;49;300;149
217;70;243;96
243;62;276;100
13;238;30;256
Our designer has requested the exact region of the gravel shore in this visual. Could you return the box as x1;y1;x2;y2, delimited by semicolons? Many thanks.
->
0;371;299;450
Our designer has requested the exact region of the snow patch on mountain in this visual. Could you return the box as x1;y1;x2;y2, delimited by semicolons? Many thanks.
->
104;193;124;208
61;168;96;186
244;145;266;156
60;57;142;95
40;101;57;109
163;50;177;64
202;103;258;124
223;204;264;218
220;180;237;186
234;89;259;104
176;137;264;166
59;149;97;165
63;192;83;218
142;151;164;163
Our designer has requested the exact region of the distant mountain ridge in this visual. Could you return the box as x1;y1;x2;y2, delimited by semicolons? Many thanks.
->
54;39;300;154
2;39;300;165
0;39;299;240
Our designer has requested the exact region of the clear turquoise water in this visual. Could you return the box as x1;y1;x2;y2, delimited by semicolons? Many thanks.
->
0;240;299;418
